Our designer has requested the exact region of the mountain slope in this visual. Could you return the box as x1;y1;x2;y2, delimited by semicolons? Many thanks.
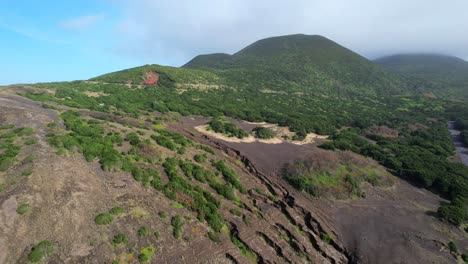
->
184;34;404;95
376;54;468;99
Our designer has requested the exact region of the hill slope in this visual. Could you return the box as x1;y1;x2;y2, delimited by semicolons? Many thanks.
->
184;34;404;95
376;54;468;99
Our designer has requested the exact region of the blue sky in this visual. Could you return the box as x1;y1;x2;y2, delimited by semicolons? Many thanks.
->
1;0;467;85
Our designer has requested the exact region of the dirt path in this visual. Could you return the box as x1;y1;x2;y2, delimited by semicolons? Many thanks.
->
448;121;468;165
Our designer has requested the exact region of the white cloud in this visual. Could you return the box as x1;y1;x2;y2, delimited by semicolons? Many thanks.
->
60;14;104;31
111;0;468;65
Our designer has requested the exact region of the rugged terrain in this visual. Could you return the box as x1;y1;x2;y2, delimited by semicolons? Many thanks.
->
1;34;468;263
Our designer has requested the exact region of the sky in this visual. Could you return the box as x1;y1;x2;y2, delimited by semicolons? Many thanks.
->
1;0;468;85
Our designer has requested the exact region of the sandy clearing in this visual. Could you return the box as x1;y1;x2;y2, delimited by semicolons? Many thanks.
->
195;125;284;144
196;122;328;145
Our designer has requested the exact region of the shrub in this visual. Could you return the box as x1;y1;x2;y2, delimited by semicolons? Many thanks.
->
159;211;168;219
153;231;160;238
109;206;125;216
230;208;242;217
194;154;207;163
112;233;129;245
138;226;150;237
208;231;220;244
125;132;141;145
24;139;38;145
461;254;468;262
252;126;274;139
448;241;458;253
17;203;30;215
22;168;33;176
47;122;59;129
322;233;333;244
0;157;16;171
138;246;156;263
95;212;113;225
14;127;34;137
27;240;54;263
208;119;249;139
171;215;184;239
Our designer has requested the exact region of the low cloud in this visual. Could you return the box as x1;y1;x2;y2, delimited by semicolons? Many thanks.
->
111;0;468;65
60;14;104;31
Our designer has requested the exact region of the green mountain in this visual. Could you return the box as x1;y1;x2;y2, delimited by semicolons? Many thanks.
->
375;54;468;99
184;34;404;95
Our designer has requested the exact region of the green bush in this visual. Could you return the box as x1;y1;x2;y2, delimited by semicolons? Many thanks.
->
22;168;33;176
0;157;16;171
109;206;125;216
17;203;30;215
138;246;156;263
253;126;274;139
27;240;54;263
207;231;220;244
194;154;207;163
230;208;242;217
448;241;458;253
208;119;249;139
159;211;168;219
138;226;150;237
95;212;113;225
112;233;129;245
171;215;184;239
24;139;38;145
321;233;333;244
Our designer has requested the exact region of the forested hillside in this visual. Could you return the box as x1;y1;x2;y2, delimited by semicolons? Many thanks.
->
376;54;468;99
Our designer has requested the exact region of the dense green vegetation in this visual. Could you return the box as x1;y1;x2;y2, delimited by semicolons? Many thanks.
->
27;240;54;263
22;35;422;136
47;111;123;171
252;126;274;139
376;54;468;100
208;119;249;138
